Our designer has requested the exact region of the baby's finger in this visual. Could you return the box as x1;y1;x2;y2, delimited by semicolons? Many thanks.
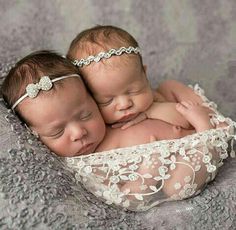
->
112;122;125;129
200;106;214;115
121;121;135;130
135;113;147;123
186;100;197;106
180;101;191;108
121;114;147;129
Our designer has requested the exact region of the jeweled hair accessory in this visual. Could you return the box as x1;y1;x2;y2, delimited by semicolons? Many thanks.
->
72;46;141;68
11;74;80;110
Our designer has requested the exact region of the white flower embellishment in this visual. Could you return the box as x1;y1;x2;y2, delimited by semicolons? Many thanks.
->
26;76;53;98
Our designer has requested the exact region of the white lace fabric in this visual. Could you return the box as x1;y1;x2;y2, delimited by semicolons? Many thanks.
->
65;85;236;211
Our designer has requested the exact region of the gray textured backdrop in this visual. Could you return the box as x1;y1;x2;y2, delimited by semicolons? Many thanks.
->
0;0;235;119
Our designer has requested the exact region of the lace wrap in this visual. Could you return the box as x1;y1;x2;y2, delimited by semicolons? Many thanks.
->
65;85;236;211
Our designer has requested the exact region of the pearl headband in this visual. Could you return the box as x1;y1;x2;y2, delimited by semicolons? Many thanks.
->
11;74;80;110
72;46;141;68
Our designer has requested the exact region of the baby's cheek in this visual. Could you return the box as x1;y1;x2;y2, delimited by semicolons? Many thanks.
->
92;118;106;137
41;138;59;155
100;108;115;123
52;140;63;152
142;93;153;110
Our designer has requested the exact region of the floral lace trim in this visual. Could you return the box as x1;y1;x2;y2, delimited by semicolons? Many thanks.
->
65;84;236;211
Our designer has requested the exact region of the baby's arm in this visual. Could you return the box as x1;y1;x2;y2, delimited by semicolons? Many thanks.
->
156;80;204;104
116;102;191;130
157;80;227;129
145;102;191;129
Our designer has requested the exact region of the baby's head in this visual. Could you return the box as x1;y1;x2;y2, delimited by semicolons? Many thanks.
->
1;50;106;157
67;25;153;125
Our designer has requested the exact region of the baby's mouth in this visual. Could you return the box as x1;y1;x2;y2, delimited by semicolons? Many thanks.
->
77;143;95;156
118;113;138;122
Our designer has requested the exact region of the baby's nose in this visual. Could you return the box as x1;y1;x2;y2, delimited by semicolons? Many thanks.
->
116;96;133;111
70;125;87;142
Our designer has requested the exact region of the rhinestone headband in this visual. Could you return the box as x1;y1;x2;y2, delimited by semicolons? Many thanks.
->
11;74;80;110
72;46;141;68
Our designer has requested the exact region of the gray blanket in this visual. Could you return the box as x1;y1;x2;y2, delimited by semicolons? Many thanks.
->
0;1;235;229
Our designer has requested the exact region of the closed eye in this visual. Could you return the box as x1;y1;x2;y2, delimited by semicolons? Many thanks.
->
128;89;142;95
97;98;113;107
80;111;93;121
48;129;64;139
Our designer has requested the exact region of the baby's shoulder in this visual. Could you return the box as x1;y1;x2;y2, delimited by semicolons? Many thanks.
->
155;80;189;102
158;79;185;89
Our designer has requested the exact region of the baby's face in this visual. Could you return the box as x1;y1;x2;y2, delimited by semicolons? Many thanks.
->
81;56;154;124
18;78;106;157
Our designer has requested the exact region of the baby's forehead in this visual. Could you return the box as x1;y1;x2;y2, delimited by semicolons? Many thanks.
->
55;76;84;88
51;77;89;99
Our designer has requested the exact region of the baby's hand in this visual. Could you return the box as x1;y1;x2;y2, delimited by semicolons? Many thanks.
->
176;101;214;132
111;113;147;129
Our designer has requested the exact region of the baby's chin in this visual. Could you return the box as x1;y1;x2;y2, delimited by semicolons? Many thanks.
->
109;112;141;124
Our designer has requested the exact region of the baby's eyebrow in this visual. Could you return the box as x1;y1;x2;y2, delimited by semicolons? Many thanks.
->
94;93;113;98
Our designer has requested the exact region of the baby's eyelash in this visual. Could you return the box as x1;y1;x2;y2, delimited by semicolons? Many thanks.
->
49;129;64;138
98;98;113;106
80;111;93;120
128;89;141;95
